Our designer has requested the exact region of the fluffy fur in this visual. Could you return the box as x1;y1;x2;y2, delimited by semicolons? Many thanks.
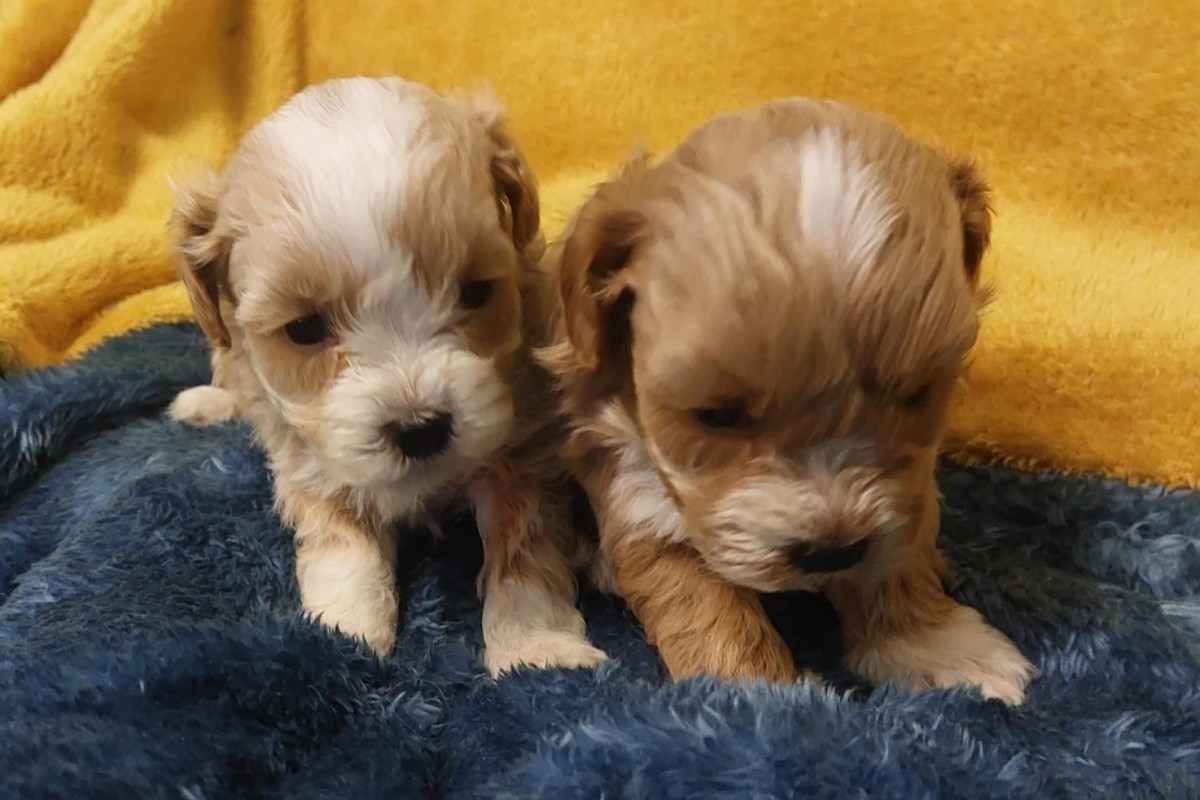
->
541;98;1035;702
2;323;1200;799
168;77;603;673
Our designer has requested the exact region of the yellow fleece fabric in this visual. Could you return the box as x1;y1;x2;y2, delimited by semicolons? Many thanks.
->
1;0;1197;488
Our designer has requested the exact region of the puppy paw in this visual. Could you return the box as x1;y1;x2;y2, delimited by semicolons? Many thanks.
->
359;626;397;658
485;631;608;678
297;545;400;659
848;605;1035;705
314;610;397;658
169;386;238;426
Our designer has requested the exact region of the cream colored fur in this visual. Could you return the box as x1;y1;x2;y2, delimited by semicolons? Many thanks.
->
169;77;603;675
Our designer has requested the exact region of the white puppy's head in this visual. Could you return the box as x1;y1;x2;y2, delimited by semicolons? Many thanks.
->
173;78;540;517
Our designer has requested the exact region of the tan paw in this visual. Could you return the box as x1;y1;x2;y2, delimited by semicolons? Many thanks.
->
848;605;1036;705
169;385;238;426
485;631;608;678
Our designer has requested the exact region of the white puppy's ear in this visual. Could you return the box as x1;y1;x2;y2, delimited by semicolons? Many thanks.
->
466;91;541;253
169;171;231;348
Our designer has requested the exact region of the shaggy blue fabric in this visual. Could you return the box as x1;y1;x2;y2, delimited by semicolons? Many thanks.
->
1;323;1199;799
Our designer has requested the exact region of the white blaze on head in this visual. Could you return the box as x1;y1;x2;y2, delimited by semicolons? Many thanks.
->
797;127;898;280
225;78;518;514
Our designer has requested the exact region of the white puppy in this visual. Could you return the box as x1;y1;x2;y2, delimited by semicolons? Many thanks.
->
169;77;605;675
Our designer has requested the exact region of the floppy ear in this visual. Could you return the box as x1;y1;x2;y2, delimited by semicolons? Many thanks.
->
169;172;231;349
947;158;993;286
467;93;541;253
558;159;649;395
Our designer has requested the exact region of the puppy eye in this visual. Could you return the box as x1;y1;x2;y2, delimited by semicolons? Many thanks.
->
283;314;330;346
694;405;749;430
459;280;493;310
900;383;932;413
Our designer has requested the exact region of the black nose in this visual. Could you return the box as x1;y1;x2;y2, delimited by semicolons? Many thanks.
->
384;413;453;460
788;538;870;574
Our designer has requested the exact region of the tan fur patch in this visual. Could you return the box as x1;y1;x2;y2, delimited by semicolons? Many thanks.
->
542;97;1031;702
608;535;797;682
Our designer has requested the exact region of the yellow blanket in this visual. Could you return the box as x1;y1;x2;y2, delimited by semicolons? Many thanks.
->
2;0;1197;488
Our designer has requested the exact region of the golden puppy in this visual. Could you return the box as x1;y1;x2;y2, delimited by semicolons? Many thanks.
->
169;77;605;675
541;98;1035;703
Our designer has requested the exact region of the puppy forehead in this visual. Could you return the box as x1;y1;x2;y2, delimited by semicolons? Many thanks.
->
225;79;497;288
674;99;962;259
635;270;845;406
631;103;973;396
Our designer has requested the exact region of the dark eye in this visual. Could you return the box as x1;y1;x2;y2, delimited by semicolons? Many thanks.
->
900;383;932;413
283;314;330;346
459;280;493;310
694;405;749;430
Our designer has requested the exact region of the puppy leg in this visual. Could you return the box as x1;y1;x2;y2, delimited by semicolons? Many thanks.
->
827;499;1034;704
169;385;238;425
609;534;798;683
169;351;243;425
287;493;399;656
474;464;606;677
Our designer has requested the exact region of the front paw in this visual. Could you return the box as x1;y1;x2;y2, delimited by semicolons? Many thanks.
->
313;607;398;658
848;605;1035;705
353;617;398;658
485;631;608;678
297;550;399;658
170;385;238;425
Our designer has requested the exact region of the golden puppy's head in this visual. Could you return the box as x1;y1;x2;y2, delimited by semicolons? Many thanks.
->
172;78;540;514
556;99;991;591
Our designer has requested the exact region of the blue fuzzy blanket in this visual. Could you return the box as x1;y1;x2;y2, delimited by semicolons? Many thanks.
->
2;324;1199;799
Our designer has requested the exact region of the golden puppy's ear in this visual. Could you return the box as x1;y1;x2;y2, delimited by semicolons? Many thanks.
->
948;158;993;286
169;172;231;349
468;92;540;253
559;159;649;394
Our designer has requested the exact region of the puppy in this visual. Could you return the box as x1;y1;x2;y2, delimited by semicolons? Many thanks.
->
541;98;1036;704
168;77;605;675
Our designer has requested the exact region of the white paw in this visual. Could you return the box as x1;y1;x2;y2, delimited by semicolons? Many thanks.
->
312;607;398;658
356;623;397;658
169;385;238;426
849;605;1035;706
297;546;400;658
485;631;608;678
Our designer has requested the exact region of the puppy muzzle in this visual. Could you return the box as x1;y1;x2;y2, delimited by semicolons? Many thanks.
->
698;443;904;591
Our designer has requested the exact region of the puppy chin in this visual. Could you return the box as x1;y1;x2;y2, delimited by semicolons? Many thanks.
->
315;347;515;496
696;468;902;593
